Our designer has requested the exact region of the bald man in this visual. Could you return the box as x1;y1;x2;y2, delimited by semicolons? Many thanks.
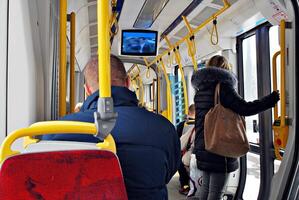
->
43;55;180;200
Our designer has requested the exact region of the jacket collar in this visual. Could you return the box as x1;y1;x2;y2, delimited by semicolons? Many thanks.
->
80;86;138;112
191;67;238;90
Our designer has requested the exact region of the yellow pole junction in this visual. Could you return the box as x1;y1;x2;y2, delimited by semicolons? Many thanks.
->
145;0;230;67
159;58;173;122
59;0;67;117
70;12;76;113
165;36;189;115
182;16;198;71
98;0;111;98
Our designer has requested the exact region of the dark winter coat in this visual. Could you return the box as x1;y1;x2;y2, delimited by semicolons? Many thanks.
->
191;67;279;173
43;86;180;200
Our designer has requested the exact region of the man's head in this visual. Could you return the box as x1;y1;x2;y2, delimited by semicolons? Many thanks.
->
83;55;129;95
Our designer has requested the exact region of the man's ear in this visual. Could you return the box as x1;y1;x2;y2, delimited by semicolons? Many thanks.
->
124;77;130;88
84;84;92;96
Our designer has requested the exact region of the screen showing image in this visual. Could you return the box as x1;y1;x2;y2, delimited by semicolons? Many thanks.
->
121;30;158;56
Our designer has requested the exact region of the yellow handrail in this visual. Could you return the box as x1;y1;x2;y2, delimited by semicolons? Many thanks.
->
159;58;173;122
145;0;230;67
165;37;189;115
272;51;280;119
157;73;161;113
280;20;286;127
59;0;67;117
98;0;111;98
70;12;76;113
1;121;116;163
272;20;289;160
272;50;282;160
182;16;198;71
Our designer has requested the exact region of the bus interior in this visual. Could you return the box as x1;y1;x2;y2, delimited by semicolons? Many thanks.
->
0;0;298;199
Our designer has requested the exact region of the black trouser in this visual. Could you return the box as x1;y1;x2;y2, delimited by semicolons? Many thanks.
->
178;161;189;187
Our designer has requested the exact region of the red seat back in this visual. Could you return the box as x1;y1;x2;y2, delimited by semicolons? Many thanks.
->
0;150;127;200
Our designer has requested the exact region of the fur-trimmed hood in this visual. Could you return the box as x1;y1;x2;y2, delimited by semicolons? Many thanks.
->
191;67;237;90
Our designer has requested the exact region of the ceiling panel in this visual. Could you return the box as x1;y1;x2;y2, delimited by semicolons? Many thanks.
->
211;0;239;6
189;7;218;26
90;37;97;45
175;26;189;38
89;24;97;36
88;5;97;23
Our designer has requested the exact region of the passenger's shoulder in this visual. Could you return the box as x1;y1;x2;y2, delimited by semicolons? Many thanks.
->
60;111;94;123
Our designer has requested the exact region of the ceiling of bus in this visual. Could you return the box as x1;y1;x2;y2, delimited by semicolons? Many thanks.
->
67;0;263;72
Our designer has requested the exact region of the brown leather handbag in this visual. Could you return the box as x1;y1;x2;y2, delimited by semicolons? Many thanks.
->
204;83;249;158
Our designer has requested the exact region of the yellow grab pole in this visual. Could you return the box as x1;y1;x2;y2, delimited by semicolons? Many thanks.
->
272;51;280;119
146;0;230;67
59;0;67;117
98;0;111;97
182;16;198;71
137;76;144;106
160;59;173;122
280;20;286;127
165;37;189;115
70;12;76;113
156;66;161;113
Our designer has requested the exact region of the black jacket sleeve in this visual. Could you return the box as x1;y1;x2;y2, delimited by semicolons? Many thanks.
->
176;121;185;138
220;83;279;116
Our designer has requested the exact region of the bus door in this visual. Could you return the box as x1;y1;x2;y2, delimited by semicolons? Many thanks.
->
236;22;281;200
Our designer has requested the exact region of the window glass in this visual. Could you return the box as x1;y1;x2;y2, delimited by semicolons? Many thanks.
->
242;35;260;200
242;35;259;144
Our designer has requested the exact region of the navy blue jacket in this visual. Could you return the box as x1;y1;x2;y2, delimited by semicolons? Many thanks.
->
43;86;180;200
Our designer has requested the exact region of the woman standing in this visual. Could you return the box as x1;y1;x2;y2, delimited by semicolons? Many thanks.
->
191;55;279;200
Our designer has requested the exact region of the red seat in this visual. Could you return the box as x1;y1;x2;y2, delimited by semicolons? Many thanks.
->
0;150;128;200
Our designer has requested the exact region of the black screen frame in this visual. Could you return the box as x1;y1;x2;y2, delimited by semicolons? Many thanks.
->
120;29;158;56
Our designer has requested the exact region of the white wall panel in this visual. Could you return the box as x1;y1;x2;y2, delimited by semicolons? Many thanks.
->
7;0;45;150
0;0;8;143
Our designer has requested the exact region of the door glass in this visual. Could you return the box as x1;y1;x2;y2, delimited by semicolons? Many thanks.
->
242;34;260;200
242;35;259;144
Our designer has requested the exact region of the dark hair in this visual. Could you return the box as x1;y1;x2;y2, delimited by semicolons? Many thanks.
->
206;55;230;70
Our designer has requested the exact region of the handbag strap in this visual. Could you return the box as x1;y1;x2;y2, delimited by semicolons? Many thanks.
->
214;83;221;105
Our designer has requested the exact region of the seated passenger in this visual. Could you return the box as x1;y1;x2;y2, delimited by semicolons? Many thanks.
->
43;55;180;200
176;104;195;195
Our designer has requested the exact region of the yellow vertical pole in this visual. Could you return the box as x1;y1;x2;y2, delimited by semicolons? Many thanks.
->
165;37;189;115
280;20;286;127
160;59;173;122
70;12;76;113
59;0;67;117
157;68;161;113
137;76;144;106
98;0;111;97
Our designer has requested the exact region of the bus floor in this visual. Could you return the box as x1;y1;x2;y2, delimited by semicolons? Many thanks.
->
167;153;281;200
167;172;186;200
